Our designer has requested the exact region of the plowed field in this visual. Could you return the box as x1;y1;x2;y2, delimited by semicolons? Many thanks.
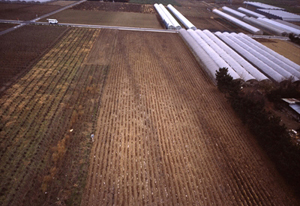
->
0;28;109;205
0;2;61;21
0;25;68;93
81;30;298;205
41;10;162;29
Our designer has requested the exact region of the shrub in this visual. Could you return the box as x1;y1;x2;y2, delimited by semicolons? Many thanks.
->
216;68;300;195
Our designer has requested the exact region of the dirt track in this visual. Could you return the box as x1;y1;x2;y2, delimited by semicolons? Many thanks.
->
81;30;298;205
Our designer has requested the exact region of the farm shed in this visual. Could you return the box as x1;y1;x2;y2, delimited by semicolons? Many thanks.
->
187;29;240;80
158;4;181;30
215;32;284;82
237;7;266;18
212;9;263;34
196;29;254;81
179;29;219;82
257;9;300;22
243;1;284;10
203;29;268;81
167;4;196;30
222;6;247;19
258;18;300;35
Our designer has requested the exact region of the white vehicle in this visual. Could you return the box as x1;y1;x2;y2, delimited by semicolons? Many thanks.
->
47;19;58;24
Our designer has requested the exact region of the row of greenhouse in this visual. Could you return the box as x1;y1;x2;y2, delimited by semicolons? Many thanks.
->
153;3;300;83
179;29;300;83
154;3;300;36
219;6;300;36
154;3;196;30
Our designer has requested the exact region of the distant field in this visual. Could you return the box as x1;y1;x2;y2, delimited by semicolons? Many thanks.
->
41;10;163;29
0;2;61;20
0;25;68;92
72;1;156;13
0;23;16;32
129;0;180;6
47;0;77;6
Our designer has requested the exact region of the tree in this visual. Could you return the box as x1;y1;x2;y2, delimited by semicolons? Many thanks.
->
216;67;241;95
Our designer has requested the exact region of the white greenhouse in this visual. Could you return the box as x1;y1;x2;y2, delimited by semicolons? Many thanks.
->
222;6;247;19
257;9;300;22
243;16;288;36
202;30;268;81
158;4;181;30
243;1;284;10
215;32;285;82
231;33;300;80
167;4;197;30
179;29;219;81
237;7;266;18
196;29;255;81
213;9;263;34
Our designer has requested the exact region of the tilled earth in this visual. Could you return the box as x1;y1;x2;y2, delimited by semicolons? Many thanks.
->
81;30;298;205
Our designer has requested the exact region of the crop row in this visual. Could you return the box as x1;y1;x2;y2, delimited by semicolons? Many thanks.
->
82;31;294;205
0;28;100;206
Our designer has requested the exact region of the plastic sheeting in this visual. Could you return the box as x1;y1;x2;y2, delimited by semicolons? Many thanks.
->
222;6;246;19
203;30;268;81
213;9;263;34
243;16;288;36
187;29;240;79
159;4;181;30
258;9;300;22
167;4;196;30
154;3;174;29
258;18;300;35
215;32;285;82
178;29;219;81
228;33;298;80
237;7;266;18
275;19;300;30
243;1;284;10
196;29;254;81
239;33;300;73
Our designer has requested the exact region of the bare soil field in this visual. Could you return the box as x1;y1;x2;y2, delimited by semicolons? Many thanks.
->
256;39;300;65
72;1;156;14
0;25;68;93
0;23;16;32
0;2;61;20
42;10;163;29
0;27;109;206
81;30;298;205
47;0;77;7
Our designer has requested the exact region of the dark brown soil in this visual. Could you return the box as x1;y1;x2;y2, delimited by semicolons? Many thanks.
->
0;2;61;21
0;25;68;93
72;1;155;13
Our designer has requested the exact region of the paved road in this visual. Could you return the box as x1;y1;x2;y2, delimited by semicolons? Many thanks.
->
33;21;178;33
0;20;177;34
